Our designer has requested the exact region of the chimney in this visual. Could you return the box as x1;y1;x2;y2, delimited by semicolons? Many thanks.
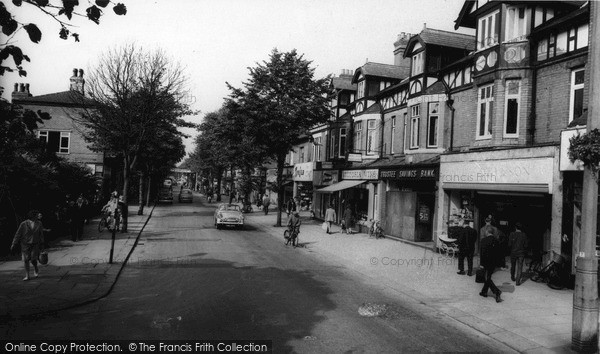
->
11;82;32;101
340;69;353;78
69;68;85;95
393;32;412;69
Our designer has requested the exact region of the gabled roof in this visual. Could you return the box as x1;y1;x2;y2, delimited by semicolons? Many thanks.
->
353;62;409;83
13;90;94;107
331;75;356;91
530;2;589;38
405;28;475;56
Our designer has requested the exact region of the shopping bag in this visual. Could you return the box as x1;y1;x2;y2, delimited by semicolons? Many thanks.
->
38;250;48;265
475;267;485;283
321;222;328;231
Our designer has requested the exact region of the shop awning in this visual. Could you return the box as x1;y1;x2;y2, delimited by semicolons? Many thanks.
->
316;180;366;193
443;182;549;194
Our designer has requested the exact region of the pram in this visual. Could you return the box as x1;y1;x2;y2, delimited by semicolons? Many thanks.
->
437;232;459;257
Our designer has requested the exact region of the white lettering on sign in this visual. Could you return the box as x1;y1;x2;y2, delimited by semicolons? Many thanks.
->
342;169;379;180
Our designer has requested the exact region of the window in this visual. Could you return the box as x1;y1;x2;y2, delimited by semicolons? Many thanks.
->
330;133;335;159
548;34;556;59
505;7;527;42
313;136;322;162
339;128;346;157
537;39;548;61
403;112;408;153
410;105;420;148
411;51;424;76
570;68;585;123
390;116;396;154
504;80;520;136
477;84;494;139
367;120;376;155
357;81;365;99
427;103;439;147
38;130;70;154
299;147;305;163
354;121;363;152
478;10;500;50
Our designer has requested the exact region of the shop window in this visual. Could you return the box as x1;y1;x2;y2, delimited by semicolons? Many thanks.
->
504;80;520;137
367;120;376;155
478;10;500;50
477;84;494;139
570;68;585;123
339;128;346;157
410;105;420;149
427;102;439;147
38;130;70;154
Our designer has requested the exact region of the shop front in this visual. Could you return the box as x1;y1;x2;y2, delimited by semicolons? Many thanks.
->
293;162;314;211
380;165;438;242
312;168;339;219
437;147;561;259
316;169;379;233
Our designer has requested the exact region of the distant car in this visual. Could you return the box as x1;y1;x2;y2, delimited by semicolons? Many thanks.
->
178;188;193;203
158;187;173;204
214;203;244;229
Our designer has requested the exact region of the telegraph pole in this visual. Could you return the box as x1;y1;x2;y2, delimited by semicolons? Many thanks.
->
572;1;600;351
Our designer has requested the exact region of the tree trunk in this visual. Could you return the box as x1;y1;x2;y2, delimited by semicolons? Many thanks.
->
216;168;223;202
121;156;130;233
145;174;152;207
275;153;286;227
137;171;144;215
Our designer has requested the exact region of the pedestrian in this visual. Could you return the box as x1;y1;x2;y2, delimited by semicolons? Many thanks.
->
508;222;528;286
343;205;354;235
262;194;271;215
479;230;503;303
457;218;478;276
480;215;507;268
286;198;297;217
11;210;45;281
229;190;237;204
72;194;87;241
324;204;336;234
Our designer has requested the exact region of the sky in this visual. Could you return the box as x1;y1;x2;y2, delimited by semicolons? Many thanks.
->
1;0;473;157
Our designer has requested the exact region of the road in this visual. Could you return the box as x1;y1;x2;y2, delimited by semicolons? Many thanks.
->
2;197;510;353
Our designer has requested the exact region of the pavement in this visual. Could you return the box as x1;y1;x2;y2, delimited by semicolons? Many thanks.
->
249;203;576;354
0;204;154;320
0;196;579;353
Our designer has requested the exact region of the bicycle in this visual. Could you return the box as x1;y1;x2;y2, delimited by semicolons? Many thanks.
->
98;213;109;232
284;227;299;248
530;250;566;289
368;219;384;239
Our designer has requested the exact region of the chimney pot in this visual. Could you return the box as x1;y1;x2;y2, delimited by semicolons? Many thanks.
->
14;83;18;92
79;68;84;77
19;83;25;92
73;68;78;76
25;83;30;93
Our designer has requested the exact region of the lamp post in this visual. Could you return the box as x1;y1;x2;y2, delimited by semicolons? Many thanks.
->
572;1;600;351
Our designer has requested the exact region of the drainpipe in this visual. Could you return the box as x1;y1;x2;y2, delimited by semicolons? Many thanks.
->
379;103;386;158
528;67;538;145
446;98;455;152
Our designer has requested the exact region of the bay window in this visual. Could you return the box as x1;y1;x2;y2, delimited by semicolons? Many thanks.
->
477;84;494;139
410;105;420;149
504;80;520;136
478;10;500;50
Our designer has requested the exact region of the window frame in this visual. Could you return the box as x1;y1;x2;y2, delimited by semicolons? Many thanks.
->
426;102;440;148
503;80;521;137
411;51;424;76
409;105;420;149
38;130;70;154
366;119;377;155
569;68;585;123
476;84;494;140
339;128;347;158
478;10;500;50
354;121;363;153
390;116;396;154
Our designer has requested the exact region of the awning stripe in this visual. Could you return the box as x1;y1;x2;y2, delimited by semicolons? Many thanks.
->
316;180;366;193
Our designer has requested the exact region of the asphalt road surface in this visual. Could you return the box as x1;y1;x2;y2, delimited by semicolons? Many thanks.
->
2;197;510;353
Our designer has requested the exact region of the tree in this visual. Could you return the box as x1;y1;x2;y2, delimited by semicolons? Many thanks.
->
227;49;330;226
0;0;127;77
80;43;194;232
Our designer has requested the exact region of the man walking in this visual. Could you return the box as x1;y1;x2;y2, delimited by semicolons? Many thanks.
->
479;230;503;303
509;222;528;286
324;204;336;234
262;194;271;215
457;218;478;276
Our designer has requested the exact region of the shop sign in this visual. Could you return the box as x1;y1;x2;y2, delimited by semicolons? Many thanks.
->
347;153;362;162
342;169;378;180
440;158;553;186
293;162;314;181
379;167;438;180
560;128;585;171
418;204;430;223
315;170;338;185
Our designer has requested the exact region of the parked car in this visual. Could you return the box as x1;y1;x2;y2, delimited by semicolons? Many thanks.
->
214;203;244;229
178;188;193;203
158;187;173;204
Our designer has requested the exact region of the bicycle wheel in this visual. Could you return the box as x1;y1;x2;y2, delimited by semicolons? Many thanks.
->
284;230;291;245
98;218;105;232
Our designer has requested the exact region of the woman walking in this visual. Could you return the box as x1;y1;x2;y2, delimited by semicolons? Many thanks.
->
343;205;354;234
11;210;45;281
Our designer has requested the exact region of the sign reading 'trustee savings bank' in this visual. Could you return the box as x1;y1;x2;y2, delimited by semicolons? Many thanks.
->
379;167;438;180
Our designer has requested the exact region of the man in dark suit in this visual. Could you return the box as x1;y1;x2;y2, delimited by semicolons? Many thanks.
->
457;219;478;276
479;230;503;303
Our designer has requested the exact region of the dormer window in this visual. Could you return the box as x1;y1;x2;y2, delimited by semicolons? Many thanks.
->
357;81;365;99
478;10;499;50
505;6;528;42
411;52;424;76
